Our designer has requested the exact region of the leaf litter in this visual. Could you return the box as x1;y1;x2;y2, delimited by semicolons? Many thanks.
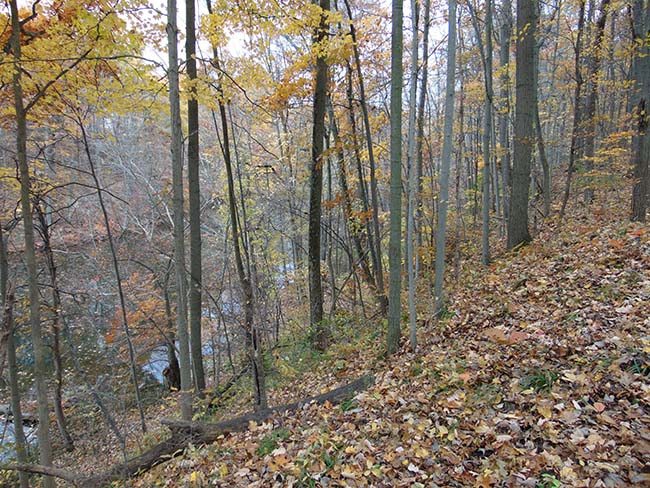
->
132;200;649;487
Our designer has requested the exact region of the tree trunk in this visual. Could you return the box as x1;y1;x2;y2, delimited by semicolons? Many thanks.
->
560;1;587;220
9;2;54;484
507;0;537;249
308;0;330;348
0;224;30;488
35;203;74;451
387;0;404;355
631;0;650;222
433;0;458;314
164;288;181;391
345;63;382;301
167;0;193;422
406;0;419;351
327;102;376;294
185;0;206;394
79;121;148;432
468;0;494;265
582;0;611;204
415;0;431;275
499;0;513;229
205;0;267;410
630;0;650;221
343;0;387;314
532;15;551;218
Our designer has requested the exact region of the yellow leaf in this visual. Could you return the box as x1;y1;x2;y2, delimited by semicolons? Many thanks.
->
537;406;553;419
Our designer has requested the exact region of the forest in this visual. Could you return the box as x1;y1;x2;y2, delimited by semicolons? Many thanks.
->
0;0;648;486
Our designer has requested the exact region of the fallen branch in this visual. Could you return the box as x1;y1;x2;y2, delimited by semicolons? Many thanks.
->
3;374;374;487
168;373;374;435
4;463;79;486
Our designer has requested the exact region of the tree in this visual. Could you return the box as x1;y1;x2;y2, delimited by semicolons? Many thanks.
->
433;0;458;314
167;0;193;421
186;0;206;393
308;0;330;349
468;0;495;264
0;223;29;488
342;0;388;314
630;0;650;221
415;0;432;274
387;0;404;355
582;0;611;204
560;0;587;220
498;0;513;227
8;2;55;484
507;0;537;249
406;0;419;351
35;201;74;450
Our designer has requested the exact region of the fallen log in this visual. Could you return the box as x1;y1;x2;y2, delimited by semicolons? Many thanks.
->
4;374;374;487
165;373;374;435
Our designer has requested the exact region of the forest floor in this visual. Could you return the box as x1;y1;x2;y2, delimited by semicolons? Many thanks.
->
66;188;650;487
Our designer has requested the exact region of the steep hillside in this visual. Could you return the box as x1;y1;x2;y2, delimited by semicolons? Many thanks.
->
132;197;650;487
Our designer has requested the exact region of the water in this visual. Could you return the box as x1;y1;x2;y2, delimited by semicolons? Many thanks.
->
0;415;37;462
142;342;215;384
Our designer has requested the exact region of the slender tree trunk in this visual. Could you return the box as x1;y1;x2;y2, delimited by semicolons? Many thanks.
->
406;0;419;351
35;204;74;451
220;100;267;411
9;2;54;484
534;107;552;217
167;0;193;422
499;0;512;228
164;288;181;391
507;0;537;248
78;122;147;432
205;0;266;409
468;0;494;265
583;0;611;204
387;0;404;355
210;51;268;411
327;102;376;293
415;0;431;275
532;19;551;218
345;64;382;298
186;0;206;394
630;0;650;221
453;48;466;282
0;225;29;488
308;0;330;348
433;0;458;314
560;1;587;220
343;0;388;314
